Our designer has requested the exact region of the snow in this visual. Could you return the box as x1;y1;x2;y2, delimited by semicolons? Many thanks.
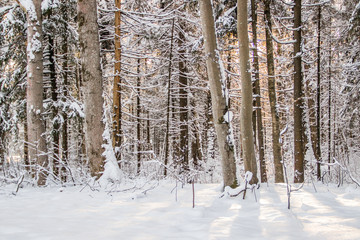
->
100;125;123;185
69;102;84;118
245;171;253;182
1;183;359;240
223;110;233;123
18;0;36;21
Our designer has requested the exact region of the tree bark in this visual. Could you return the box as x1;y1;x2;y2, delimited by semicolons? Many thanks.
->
264;0;284;183
136;58;141;174
293;0;305;183
251;0;267;183
60;0;69;182
327;16;332;174
179;23;189;171
199;0;238;188
77;0;105;178
316;5;322;180
113;0;122;167
238;0;258;184
164;18;175;176
48;33;61;179
21;0;49;185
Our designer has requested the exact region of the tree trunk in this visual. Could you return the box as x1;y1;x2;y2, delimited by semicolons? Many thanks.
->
293;0;305;183
164;18;175;176
0;134;3;174
191;100;203;169
251;0;267;183
238;0;258;184
179;24;189;171
60;0;69;182
113;0;122;167
136;58;141;174
264;0;284;183
21;0;48;186
327;17;332;174
316;5;322;180
147;110;151;145
61;45;68;182
199;0;238;188
24;111;29;173
77;0;105;178
48;33;61;179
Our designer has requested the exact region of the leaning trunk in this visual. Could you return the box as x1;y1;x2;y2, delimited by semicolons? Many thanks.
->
199;0;237;188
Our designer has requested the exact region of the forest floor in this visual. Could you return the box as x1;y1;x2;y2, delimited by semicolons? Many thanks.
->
0;180;359;240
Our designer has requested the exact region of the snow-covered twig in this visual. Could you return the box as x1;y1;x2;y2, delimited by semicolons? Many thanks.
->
220;172;258;200
333;157;360;187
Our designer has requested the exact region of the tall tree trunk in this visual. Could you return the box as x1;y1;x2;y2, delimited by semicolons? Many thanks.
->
136;58;141;174
20;0;49;185
164;18;175;176
113;0;122;167
61;0;69;182
293;0;305;183
264;0;284;183
61;45;69;182
190;100;203;169
24;111;29;173
238;0;258;184
199;0;238;188
48;34;61;179
179;24;189;171
147;110;151;145
316;5;322;180
251;0;267;183
0;133;3;174
77;0;105;178
327;17;332;174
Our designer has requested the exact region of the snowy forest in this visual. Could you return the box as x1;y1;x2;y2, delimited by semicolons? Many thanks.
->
0;0;360;239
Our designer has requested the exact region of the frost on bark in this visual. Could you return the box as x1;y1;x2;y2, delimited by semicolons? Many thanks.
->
199;0;237;188
238;0;258;184
19;0;48;185
264;0;284;183
293;0;305;183
77;0;105;178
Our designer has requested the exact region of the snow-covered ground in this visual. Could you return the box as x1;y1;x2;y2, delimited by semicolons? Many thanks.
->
0;181;359;240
